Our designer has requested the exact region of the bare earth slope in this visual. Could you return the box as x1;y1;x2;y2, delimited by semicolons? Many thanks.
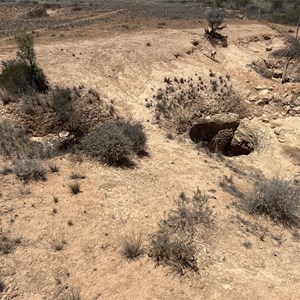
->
0;12;300;300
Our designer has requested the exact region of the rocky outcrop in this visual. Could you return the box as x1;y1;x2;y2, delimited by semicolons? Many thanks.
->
208;129;235;153
226;119;257;156
189;113;239;143
190;114;257;156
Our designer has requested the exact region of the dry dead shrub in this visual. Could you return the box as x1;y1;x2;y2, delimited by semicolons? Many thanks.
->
242;176;300;227
121;230;144;260
14;159;46;182
149;189;213;275
80;120;147;167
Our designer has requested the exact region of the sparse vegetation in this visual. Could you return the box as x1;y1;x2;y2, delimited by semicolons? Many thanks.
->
51;87;74;122
52;237;67;252
205;8;228;47
0;278;5;293
27;7;48;18
121;230;144;260
0;166;13;175
149;189;213;274
0;234;21;255
59;288;82;300
70;173;86;180
0;121;36;159
69;182;81;195
14;159;46;182
49;163;60;173
241;176;300;227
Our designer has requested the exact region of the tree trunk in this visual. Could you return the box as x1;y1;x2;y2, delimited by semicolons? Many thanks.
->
296;14;300;40
282;54;294;84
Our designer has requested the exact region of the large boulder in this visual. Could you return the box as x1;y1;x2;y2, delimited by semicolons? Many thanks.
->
189;113;240;143
226;119;257;156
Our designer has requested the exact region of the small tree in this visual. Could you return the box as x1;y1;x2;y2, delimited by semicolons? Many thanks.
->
273;35;300;83
205;8;226;34
0;31;48;94
16;31;36;67
204;9;227;47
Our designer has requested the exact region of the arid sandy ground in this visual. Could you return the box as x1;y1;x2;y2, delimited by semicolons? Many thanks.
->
0;4;300;300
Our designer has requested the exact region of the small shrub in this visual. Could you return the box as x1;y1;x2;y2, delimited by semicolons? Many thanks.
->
52;238;67;251
0;234;21;254
149;189;213;274
115;120;147;155
149;232;198;275
0;278;5;292
259;67;273;79
69;182;81;195
80;123;133;166
166;132;174;140
205;8;226;32
49;164;59;173
70;173;85;180
0;61;47;94
27;7;48;18
59;288;82;300
0;166;13;176
242;176;300;227
0;32;48;95
14;159;46;182
72;2;82;11
51;87;73;122
121;231;143;260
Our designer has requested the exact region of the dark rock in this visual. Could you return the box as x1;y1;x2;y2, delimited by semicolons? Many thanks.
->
189;113;239;143
208;129;234;153
226;120;257;156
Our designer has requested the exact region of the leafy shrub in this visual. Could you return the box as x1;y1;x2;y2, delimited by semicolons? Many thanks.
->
80;121;146;166
14;159;46;182
0;61;47;94
241;176;300;227
0;32;48;95
258;65;273;79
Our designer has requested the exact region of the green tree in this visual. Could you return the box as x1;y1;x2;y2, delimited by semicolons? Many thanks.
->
16;31;36;67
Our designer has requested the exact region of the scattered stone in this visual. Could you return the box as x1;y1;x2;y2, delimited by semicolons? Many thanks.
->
266;47;272;52
273;70;283;78
255;100;265;106
273;92;282;103
255;86;273;91
263;35;271;40
262;118;269;123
